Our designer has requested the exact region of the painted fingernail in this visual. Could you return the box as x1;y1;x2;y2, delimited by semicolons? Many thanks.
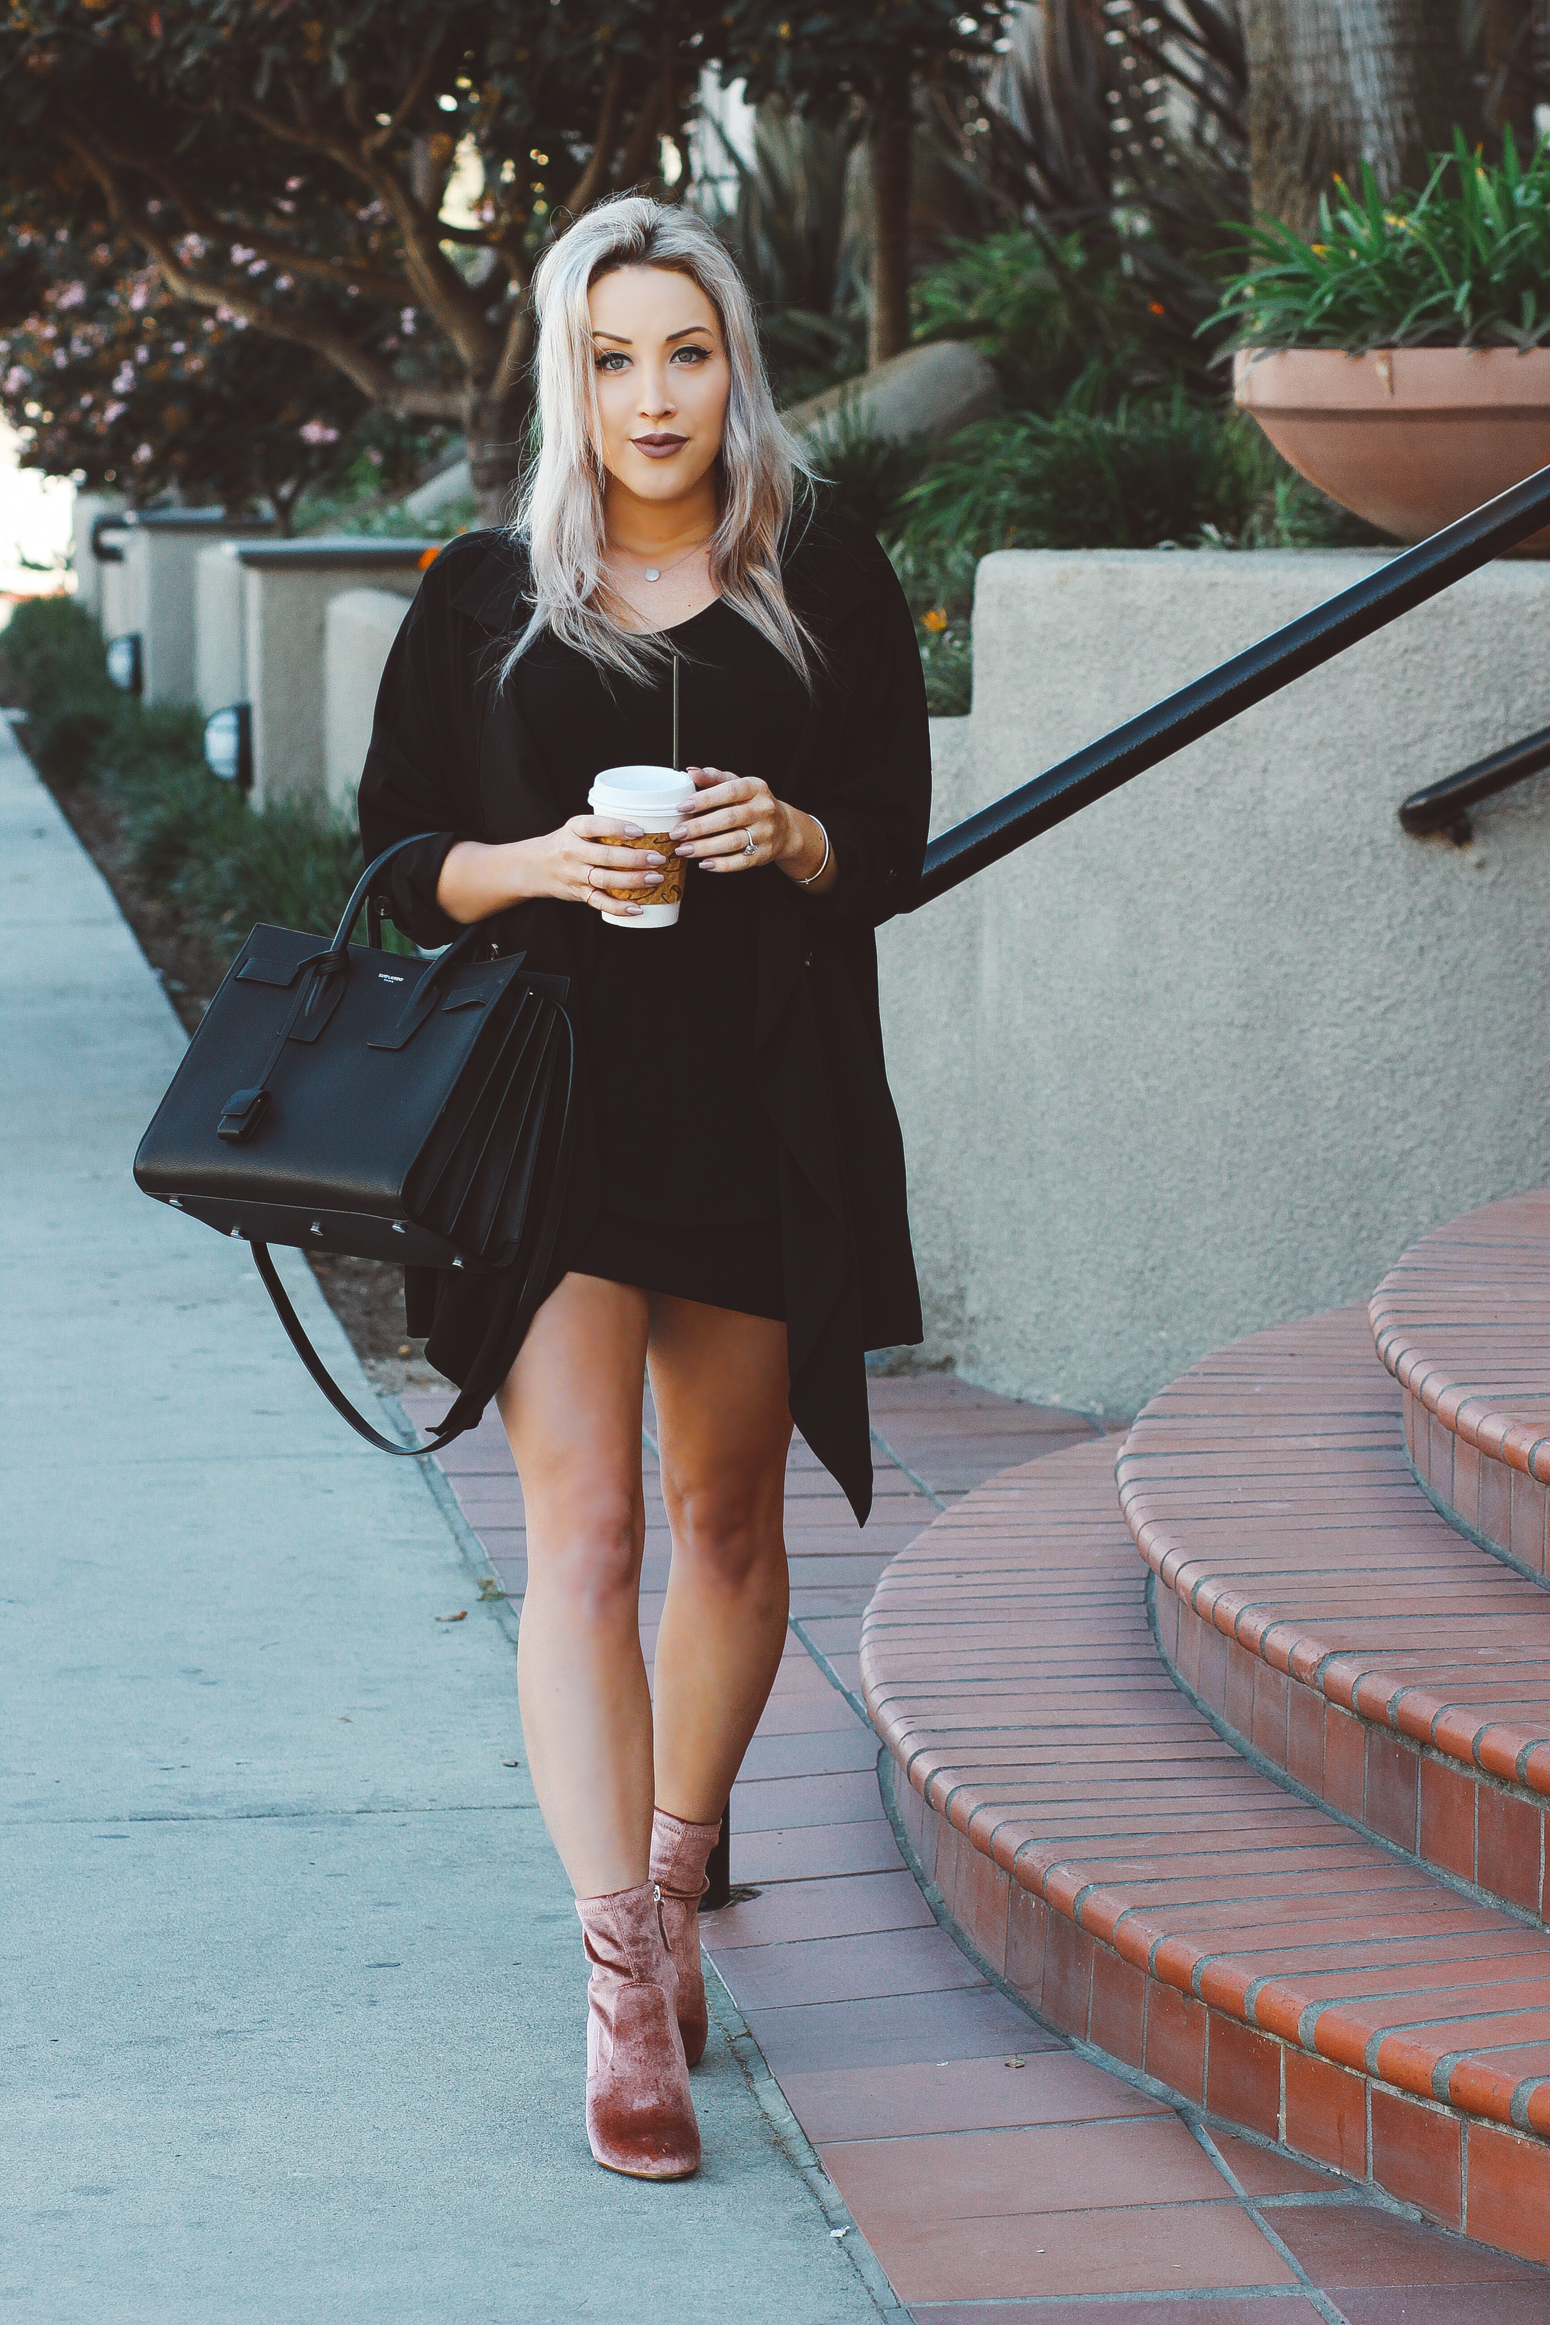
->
644;872;663;886
624;823;644;837
645;851;665;864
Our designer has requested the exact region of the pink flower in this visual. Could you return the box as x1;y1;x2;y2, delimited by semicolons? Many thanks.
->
299;419;339;444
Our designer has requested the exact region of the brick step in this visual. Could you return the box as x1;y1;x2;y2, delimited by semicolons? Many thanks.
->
859;1437;1550;2267
1370;1190;1550;1582
1118;1304;1550;1926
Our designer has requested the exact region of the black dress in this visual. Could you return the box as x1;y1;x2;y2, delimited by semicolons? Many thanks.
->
357;511;930;1524
516;599;805;1323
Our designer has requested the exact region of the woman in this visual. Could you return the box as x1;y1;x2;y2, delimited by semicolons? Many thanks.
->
358;194;930;2181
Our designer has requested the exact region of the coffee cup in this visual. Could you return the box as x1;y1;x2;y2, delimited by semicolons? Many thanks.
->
587;765;693;929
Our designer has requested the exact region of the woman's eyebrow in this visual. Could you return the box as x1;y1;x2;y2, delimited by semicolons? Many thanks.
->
592;325;711;345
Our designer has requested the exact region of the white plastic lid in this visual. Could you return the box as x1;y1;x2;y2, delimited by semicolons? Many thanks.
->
588;763;692;821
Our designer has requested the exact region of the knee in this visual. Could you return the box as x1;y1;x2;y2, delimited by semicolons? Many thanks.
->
666;1474;782;1592
527;1487;644;1623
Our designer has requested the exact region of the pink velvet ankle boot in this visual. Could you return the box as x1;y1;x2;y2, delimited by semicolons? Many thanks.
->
574;1881;701;2180
650;1807;721;2068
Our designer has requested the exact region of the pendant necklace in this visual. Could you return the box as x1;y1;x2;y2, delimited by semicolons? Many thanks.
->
609;536;709;586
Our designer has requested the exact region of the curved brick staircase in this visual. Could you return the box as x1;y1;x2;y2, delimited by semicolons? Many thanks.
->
860;1194;1550;2270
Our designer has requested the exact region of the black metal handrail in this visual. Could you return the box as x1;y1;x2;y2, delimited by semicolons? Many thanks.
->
1398;722;1550;841
910;460;1550;911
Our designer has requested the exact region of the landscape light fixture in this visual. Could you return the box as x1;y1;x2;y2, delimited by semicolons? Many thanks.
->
203;702;253;792
105;634;142;696
90;514;128;565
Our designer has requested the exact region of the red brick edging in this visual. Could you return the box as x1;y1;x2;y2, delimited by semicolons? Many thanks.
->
1369;1190;1550;1583
880;1740;1550;2264
1119;1305;1550;1928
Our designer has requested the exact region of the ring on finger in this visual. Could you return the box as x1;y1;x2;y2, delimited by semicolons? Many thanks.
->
743;825;756;857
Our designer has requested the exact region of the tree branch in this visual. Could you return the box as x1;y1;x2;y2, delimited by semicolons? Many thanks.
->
224;90;499;374
611;70;666;195
563;61;625;214
105;148;408;303
62;130;464;423
489;286;534;406
359;40;441;161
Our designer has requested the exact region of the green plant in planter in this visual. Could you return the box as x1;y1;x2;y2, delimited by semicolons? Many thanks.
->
1209;128;1550;354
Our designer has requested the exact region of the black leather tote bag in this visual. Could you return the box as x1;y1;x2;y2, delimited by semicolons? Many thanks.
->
134;835;574;1456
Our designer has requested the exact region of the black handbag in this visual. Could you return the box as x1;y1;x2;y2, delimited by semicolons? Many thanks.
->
134;835;575;1456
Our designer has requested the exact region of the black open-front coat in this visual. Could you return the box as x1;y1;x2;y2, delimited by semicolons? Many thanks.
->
356;508;931;1524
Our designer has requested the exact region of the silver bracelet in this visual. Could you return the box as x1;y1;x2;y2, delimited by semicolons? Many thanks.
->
794;815;831;888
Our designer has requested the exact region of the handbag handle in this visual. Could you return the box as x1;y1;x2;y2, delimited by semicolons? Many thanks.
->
241;831;577;1458
220;833;452;1143
332;830;443;954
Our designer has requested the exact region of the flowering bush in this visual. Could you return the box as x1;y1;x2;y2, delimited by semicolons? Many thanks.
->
0;216;449;524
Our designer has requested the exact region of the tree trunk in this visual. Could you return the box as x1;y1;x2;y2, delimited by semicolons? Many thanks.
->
1242;0;1463;234
1478;0;1538;147
866;73;913;367
466;384;532;530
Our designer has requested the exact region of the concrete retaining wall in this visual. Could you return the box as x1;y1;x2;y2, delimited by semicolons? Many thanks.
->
877;550;1550;1417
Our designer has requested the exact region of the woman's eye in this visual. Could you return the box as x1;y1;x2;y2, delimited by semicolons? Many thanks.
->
595;352;628;372
672;344;711;364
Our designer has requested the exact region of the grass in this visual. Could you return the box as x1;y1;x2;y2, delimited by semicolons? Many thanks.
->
0;596;377;981
1211;129;1550;353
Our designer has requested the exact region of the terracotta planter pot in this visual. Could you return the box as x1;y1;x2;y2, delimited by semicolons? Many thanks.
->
1234;345;1550;546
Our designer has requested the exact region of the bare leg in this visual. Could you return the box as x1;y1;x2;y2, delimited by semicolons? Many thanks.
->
648;1297;792;1825
497;1272;655;1899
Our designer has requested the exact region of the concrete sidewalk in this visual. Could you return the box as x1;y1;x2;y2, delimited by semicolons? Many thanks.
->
0;718;887;2324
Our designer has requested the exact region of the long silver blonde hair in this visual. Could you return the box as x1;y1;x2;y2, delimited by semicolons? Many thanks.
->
506;194;817;689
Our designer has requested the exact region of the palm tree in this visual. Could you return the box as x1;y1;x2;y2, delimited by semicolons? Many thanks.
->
1241;0;1464;233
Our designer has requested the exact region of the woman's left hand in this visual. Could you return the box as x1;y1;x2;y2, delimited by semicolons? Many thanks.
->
671;766;795;872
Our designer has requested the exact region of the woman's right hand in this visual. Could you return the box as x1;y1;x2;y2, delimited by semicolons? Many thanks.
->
539;816;666;916
437;823;666;923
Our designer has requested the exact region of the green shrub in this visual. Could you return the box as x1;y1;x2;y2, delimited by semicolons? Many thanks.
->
1211;129;1550;352
805;398;932;535
895;387;1378;565
911;230;1146;412
0;596;122;786
2;596;378;964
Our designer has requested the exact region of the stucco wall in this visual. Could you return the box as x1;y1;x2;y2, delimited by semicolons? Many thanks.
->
877;549;1550;1417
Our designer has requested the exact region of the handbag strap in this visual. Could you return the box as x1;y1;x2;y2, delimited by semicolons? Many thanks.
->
247;1008;577;1458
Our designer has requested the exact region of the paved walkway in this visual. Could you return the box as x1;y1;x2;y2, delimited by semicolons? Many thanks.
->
0;718;888;2323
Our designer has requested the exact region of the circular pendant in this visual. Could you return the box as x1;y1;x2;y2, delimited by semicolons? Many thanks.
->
643;567;661;582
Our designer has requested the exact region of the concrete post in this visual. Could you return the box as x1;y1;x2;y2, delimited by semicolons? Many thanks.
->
232;540;432;809
324;587;413;812
118;511;273;706
194;542;248;719
70;493;125;622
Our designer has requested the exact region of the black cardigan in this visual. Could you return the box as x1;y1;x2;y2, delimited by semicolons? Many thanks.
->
356;508;931;1523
